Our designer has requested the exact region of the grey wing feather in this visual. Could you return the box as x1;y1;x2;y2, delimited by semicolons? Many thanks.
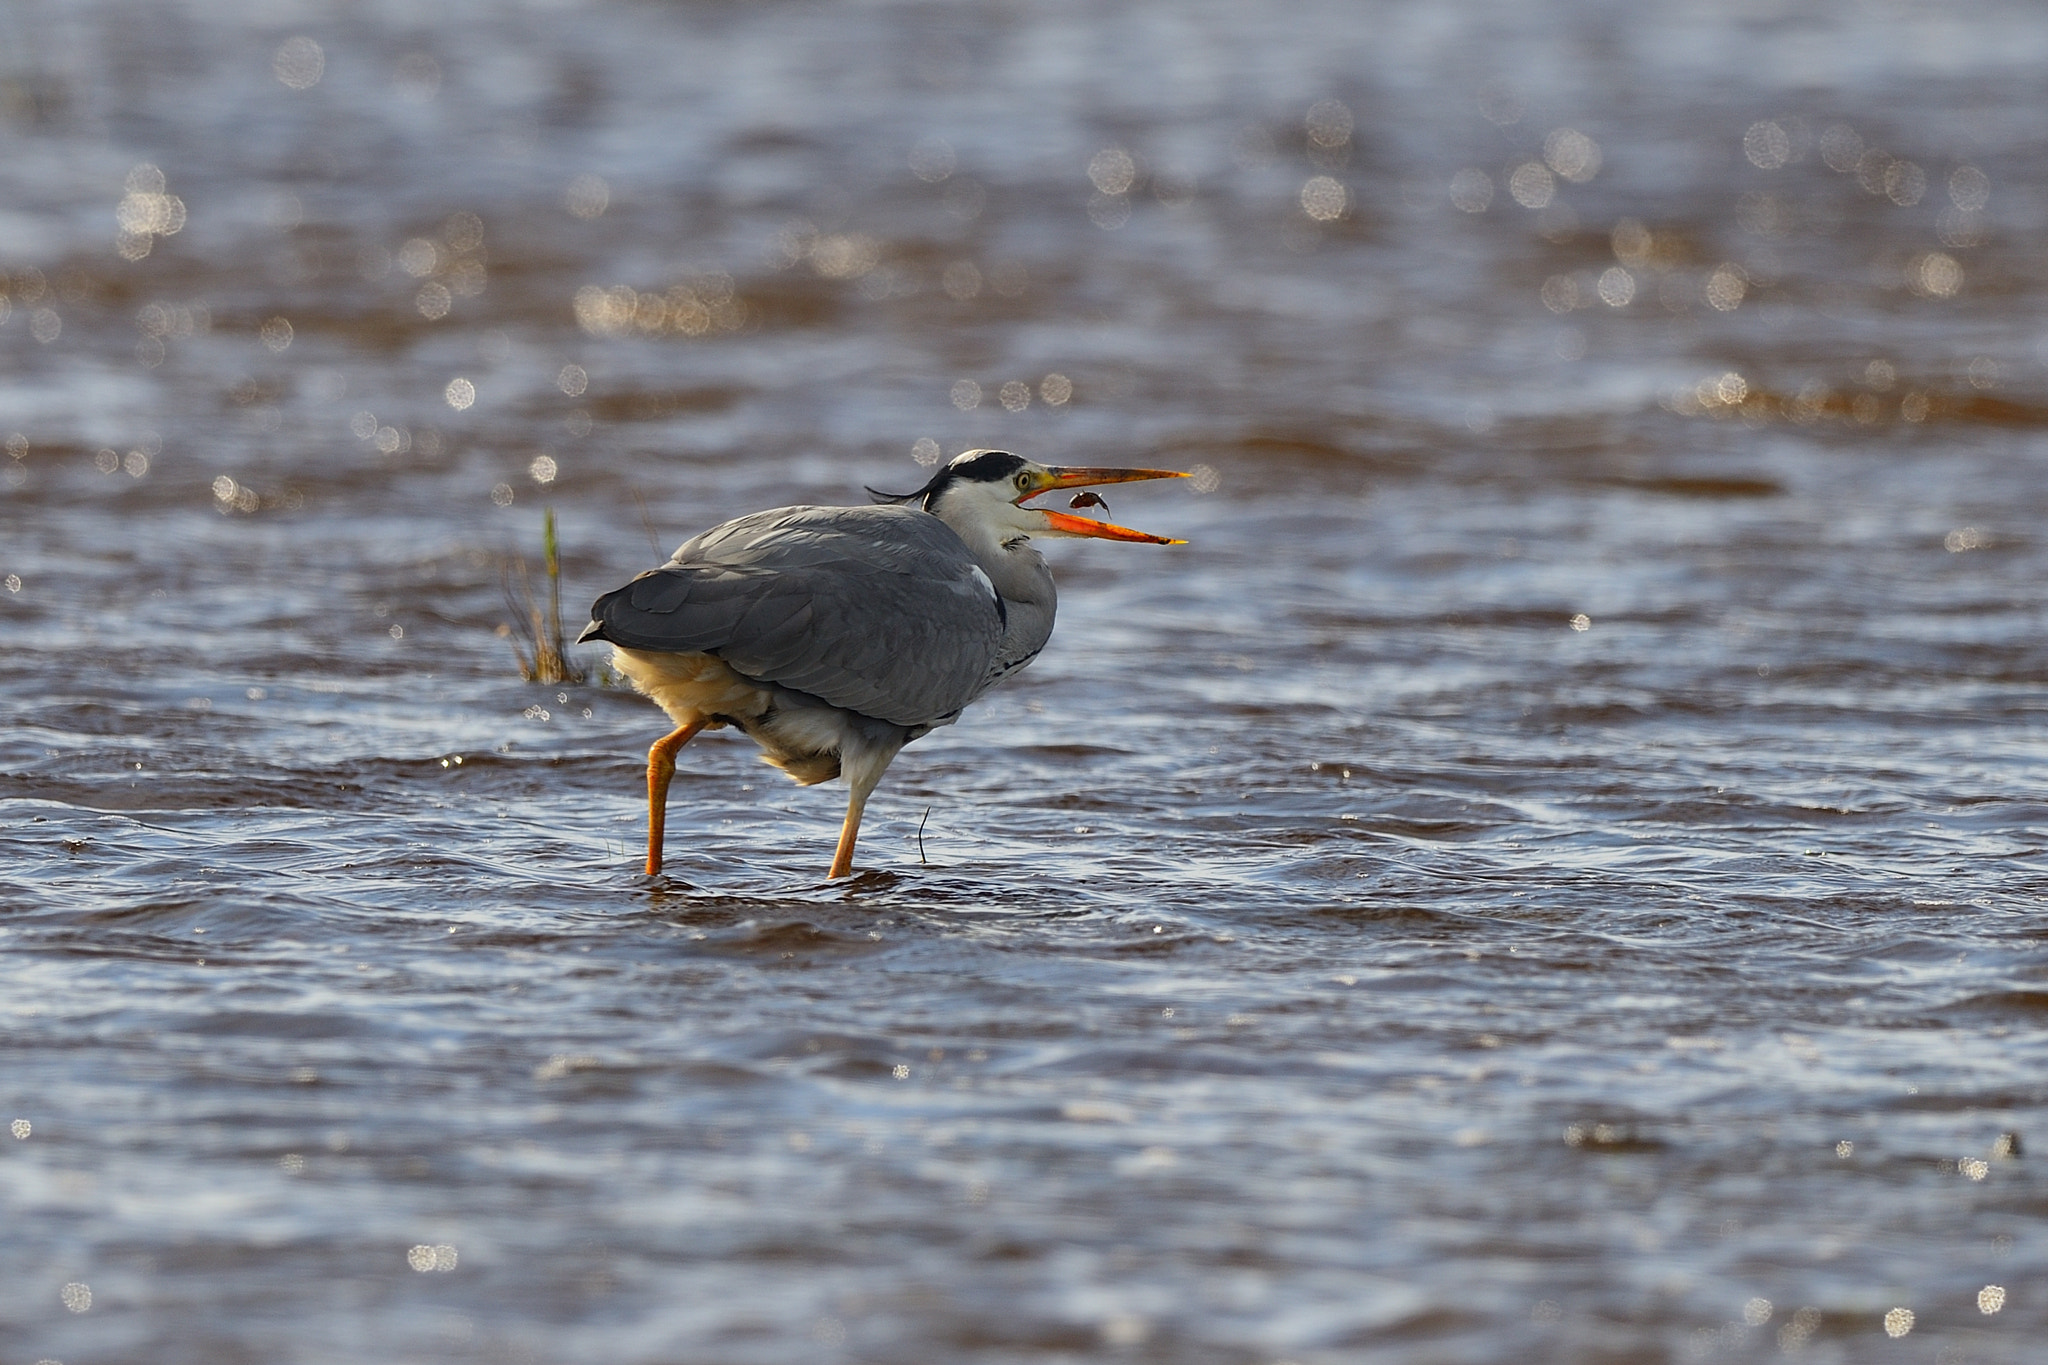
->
587;505;1004;728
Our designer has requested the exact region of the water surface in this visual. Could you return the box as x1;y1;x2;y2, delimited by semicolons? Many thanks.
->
3;2;2046;1361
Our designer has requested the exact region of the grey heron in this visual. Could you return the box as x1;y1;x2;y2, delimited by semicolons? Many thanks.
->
579;450;1188;879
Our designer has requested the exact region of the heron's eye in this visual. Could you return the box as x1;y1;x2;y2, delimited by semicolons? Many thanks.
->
1014;473;1031;492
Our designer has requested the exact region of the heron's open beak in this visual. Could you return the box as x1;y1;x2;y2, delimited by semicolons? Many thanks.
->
1023;466;1189;544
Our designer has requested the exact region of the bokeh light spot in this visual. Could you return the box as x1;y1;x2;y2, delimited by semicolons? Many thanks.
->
1540;275;1579;313
1300;176;1347;221
448;260;486;297
1743;120;1791;169
407;1244;459;1272
1949;165;1990;210
272;36;324;90
115;164;185;260
1543;129;1601;183
445;377;475;410
565;174;610;220
1704;264;1748;311
1820;123;1864;172
1305;99;1353;149
1778;1307;1821;1351
398;239;440;278
1611;218;1652;266
1087;194;1131;230
941;261;982;300
909;136;955;183
443;212;484;252
810;235;879;280
1937;207;1985;248
1884;160;1927;207
1508;163;1555;209
1449;169;1493;213
1907;252;1962;298
1087;148;1136;196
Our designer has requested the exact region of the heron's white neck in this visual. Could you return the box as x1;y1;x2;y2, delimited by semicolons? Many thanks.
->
928;496;1058;681
937;514;1050;603
924;488;1048;602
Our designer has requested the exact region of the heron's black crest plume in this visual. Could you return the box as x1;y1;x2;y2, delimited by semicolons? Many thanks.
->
867;450;1024;511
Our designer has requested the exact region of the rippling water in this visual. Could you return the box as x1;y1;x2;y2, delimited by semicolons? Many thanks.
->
5;2;2047;1361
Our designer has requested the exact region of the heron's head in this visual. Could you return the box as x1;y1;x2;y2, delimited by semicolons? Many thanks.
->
869;450;1187;545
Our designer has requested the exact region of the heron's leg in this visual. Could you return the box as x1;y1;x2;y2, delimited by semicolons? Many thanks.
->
645;719;707;876
827;737;903;879
828;783;873;880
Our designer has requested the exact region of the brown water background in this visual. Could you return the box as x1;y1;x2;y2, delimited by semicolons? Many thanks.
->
4;1;2047;1361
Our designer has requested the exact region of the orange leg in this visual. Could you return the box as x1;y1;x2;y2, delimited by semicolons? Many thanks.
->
827;785;869;880
645;720;707;876
826;742;903;880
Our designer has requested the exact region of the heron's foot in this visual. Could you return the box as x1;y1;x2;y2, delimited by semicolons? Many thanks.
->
830;867;900;891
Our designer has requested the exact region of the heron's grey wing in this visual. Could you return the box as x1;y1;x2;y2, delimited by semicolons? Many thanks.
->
587;506;1004;728
583;508;829;659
